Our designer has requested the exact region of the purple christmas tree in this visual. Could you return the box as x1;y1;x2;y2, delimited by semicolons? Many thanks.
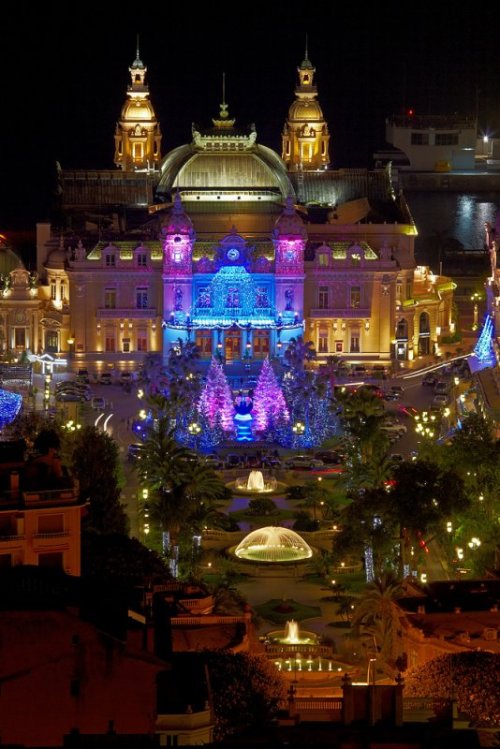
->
252;358;290;433
198;358;235;434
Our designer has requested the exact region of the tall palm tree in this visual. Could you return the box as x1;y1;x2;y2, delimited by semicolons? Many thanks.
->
351;572;403;670
135;417;191;558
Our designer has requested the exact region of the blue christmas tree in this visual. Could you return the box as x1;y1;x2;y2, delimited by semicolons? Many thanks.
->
474;315;494;363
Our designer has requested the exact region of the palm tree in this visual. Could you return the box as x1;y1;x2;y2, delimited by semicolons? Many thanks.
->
283;336;316;373
336;388;386;461
351;572;403;670
135;417;191;559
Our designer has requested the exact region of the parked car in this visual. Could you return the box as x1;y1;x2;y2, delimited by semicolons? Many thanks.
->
77;368;90;384
434;380;449;395
224;453;241;469
314;450;343;465
358;384;384;398
390;385;404;396
56;391;84;402
380;423;407;438
422;372;437;386
127;443;143;462
286;455;324;470
91;396;106;410
99;372;113;385
432;394;450;407
389;453;404;463
120;371;133;386
203;454;224;470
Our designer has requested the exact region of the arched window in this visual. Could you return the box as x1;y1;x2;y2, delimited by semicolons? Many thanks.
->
419;312;430;335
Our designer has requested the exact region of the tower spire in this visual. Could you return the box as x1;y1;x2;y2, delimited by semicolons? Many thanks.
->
281;45;330;171
212;72;235;128
114;43;162;170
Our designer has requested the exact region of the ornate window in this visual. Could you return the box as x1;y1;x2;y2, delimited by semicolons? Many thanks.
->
319;286;329;309
253;330;270;357
419;312;430;335
45;331;58;352
197;287;212;308
104;288;116;309
195;330;212;357
318;326;329;353
105;331;115;352
350;286;361;309
105;253;116;267
256;286;269;308
136;252;148;267
350;330;360;353
226;287;240;309
136;287;148;309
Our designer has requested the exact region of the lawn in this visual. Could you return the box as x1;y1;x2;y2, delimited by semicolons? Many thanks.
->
253;598;322;625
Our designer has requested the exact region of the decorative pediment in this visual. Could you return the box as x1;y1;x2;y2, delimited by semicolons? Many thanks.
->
40;317;62;328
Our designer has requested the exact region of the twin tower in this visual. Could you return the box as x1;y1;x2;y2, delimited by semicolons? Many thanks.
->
113;44;330;173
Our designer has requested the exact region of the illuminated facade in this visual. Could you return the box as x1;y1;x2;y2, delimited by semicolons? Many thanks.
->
114;45;162;171
28;49;455;371
282;46;330;171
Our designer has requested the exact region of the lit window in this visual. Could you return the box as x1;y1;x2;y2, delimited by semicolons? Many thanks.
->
350;286;361;309
136;287;148;309
50;281;57;300
350;331;360;353
319;287;329;309
104;288;116;309
137;330;148;352
318;328;328;353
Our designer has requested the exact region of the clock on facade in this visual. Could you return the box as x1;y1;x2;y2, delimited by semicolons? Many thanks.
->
227;248;240;261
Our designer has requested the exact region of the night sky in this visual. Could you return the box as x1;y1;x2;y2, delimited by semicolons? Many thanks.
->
2;1;500;235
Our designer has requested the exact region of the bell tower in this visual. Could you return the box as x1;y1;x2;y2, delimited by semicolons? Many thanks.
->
114;40;162;171
282;42;330;171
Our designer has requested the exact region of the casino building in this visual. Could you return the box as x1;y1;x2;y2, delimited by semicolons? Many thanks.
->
28;46;455;374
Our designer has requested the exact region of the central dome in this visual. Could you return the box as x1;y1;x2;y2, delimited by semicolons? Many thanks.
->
234;526;313;563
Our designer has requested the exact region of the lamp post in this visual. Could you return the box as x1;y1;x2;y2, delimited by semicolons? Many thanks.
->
188;421;201;450
292;421;305;436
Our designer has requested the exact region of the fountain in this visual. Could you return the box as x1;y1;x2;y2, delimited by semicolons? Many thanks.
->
247;470;265;492
229;471;285;495
234;527;313;563
264;620;359;683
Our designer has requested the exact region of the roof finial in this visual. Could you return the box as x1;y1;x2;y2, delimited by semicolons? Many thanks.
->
305;34;309;62
220;71;228;119
136;34;140;61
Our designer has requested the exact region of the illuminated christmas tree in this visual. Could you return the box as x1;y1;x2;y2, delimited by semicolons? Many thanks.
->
252;358;289;434
198;358;235;434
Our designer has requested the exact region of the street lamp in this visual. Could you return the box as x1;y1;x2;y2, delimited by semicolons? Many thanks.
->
188;421;201;450
292;421;305;435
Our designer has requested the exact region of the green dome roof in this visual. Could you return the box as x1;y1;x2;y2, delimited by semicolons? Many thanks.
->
0;242;24;274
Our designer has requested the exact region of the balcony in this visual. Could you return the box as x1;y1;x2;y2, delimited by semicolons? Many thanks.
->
32;531;70;548
97;307;158;319
309;308;371;318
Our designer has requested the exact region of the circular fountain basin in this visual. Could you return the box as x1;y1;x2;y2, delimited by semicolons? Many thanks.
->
234;527;313;563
